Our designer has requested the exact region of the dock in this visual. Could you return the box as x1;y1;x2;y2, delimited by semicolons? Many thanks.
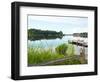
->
68;40;88;47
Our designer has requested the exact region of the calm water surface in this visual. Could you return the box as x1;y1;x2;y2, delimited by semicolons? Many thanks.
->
28;36;88;58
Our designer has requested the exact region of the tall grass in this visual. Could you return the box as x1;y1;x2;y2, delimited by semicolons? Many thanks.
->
55;43;75;56
66;44;75;56
28;48;64;65
55;43;68;56
28;43;86;66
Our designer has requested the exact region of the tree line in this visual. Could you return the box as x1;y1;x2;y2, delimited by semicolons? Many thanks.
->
28;29;64;40
73;32;88;38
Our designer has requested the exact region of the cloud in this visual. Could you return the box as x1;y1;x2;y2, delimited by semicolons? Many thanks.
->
28;15;88;34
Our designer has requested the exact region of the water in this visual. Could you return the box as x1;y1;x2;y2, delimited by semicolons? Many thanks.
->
28;36;88;58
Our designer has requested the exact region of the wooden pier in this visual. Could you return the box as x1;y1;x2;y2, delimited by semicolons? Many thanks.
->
68;40;88;47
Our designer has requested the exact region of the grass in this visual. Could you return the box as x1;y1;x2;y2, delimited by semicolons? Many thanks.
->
28;48;64;65
66;44;75;56
55;43;68;56
55;43;75;56
50;55;81;65
28;43;86;66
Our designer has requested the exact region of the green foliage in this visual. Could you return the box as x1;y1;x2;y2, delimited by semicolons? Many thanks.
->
64;56;81;64
28;48;64;65
28;43;87;66
66;44;75;56
55;43;68;55
52;55;81;65
28;29;64;40
55;43;75;56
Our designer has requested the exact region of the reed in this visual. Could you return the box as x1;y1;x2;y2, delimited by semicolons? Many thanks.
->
28;47;64;65
28;43;85;65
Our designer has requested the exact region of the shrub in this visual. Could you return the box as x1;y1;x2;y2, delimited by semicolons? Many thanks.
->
55;43;68;56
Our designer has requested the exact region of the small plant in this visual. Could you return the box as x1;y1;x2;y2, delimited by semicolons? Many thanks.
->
55;43;68;56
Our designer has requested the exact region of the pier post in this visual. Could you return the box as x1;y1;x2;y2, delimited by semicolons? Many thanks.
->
79;48;86;64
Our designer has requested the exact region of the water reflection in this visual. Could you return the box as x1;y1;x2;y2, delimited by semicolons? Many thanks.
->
28;35;88;59
28;35;63;41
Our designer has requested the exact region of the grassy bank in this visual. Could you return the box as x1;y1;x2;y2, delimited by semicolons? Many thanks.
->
28;48;65;65
28;43;86;66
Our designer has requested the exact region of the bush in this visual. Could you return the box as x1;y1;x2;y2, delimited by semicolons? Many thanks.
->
55;43;68;56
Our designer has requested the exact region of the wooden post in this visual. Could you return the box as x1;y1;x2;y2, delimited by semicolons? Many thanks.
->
79;48;86;64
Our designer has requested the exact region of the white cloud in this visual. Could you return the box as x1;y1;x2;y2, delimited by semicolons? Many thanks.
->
28;15;88;34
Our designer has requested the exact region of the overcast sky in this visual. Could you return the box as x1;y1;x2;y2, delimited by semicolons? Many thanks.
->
28;15;88;34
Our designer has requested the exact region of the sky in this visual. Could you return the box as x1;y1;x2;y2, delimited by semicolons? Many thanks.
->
28;15;88;34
